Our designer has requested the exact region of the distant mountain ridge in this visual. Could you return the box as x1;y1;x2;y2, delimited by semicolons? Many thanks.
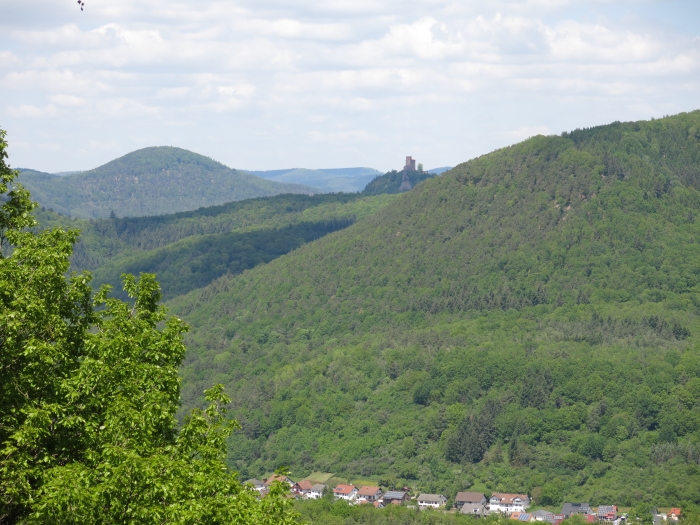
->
427;166;452;174
246;166;451;193
246;167;381;193
17;147;316;218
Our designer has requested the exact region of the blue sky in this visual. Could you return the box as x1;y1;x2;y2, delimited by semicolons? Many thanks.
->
1;0;698;172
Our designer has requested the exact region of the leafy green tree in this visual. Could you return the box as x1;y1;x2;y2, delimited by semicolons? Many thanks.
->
0;129;298;524
629;502;655;525
539;481;563;506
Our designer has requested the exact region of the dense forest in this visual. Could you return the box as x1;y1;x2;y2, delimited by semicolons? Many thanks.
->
363;169;437;195
18;146;315;218
296;497;489;524
32;192;397;300
160;112;700;509
91;220;354;300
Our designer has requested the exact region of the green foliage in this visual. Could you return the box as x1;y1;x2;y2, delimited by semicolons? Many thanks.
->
296;499;513;525
18;146;316;218
0;132;298;524
92;219;353;300
163;112;700;508
32;192;396;301
363;169;437;195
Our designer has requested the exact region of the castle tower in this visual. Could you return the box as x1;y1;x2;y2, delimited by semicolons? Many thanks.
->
405;156;416;171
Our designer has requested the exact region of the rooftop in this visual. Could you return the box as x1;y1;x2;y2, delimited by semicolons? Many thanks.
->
417;494;445;502
297;480;313;491
456;492;485;503
244;478;264;486
358;486;381;496
492;493;529;504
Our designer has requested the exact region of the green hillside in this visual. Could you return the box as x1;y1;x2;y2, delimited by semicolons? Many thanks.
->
167;112;700;508
362;169;437;195
31;192;397;300
91;220;353;301
19;147;317;218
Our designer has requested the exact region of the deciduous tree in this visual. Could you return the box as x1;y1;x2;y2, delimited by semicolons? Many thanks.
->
0;128;298;524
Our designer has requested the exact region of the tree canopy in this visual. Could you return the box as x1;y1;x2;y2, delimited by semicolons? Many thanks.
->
0;128;298;524
165;112;700;508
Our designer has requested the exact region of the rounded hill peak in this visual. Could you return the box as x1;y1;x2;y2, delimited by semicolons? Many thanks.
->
88;146;230;177
18;146;315;218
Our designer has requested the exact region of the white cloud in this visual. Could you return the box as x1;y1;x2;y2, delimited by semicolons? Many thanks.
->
48;94;88;107
218;83;256;98
0;0;698;172
7;104;58;118
308;129;377;143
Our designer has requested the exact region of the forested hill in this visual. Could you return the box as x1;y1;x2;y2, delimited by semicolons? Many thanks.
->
18;147;316;218
169;111;700;507
362;168;437;195
31;192;397;301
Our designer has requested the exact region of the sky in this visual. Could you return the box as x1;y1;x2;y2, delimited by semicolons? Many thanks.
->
1;0;699;173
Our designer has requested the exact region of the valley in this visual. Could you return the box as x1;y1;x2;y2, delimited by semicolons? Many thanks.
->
10;111;700;518
161;112;700;508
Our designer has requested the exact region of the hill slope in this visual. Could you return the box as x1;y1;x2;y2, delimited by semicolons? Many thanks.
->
19;147;316;218
362;169;438;195
31;192;397;300
169;112;700;506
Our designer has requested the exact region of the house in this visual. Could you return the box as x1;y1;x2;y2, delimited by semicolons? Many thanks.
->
669;509;682;523
561;503;592;518
357;486;383;503
383;491;409;505
597;506;618;521
244;479;266;492
461;503;489;518
297;480;313;496
489;493;531;514
334;484;358;501
456;492;488;516
455;492;487;510
307;484;326;500
531;510;554;522
265;474;295;487
511;513;535;522
374;500;385;509
417;494;447;509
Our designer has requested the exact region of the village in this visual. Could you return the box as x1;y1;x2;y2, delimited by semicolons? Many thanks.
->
245;475;684;524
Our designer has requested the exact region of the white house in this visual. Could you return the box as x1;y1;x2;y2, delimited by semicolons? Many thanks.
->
334;484;359;502
417;494;447;509
297;480;313;496
489;493;530;514
357;486;383;503
307;484;326;500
